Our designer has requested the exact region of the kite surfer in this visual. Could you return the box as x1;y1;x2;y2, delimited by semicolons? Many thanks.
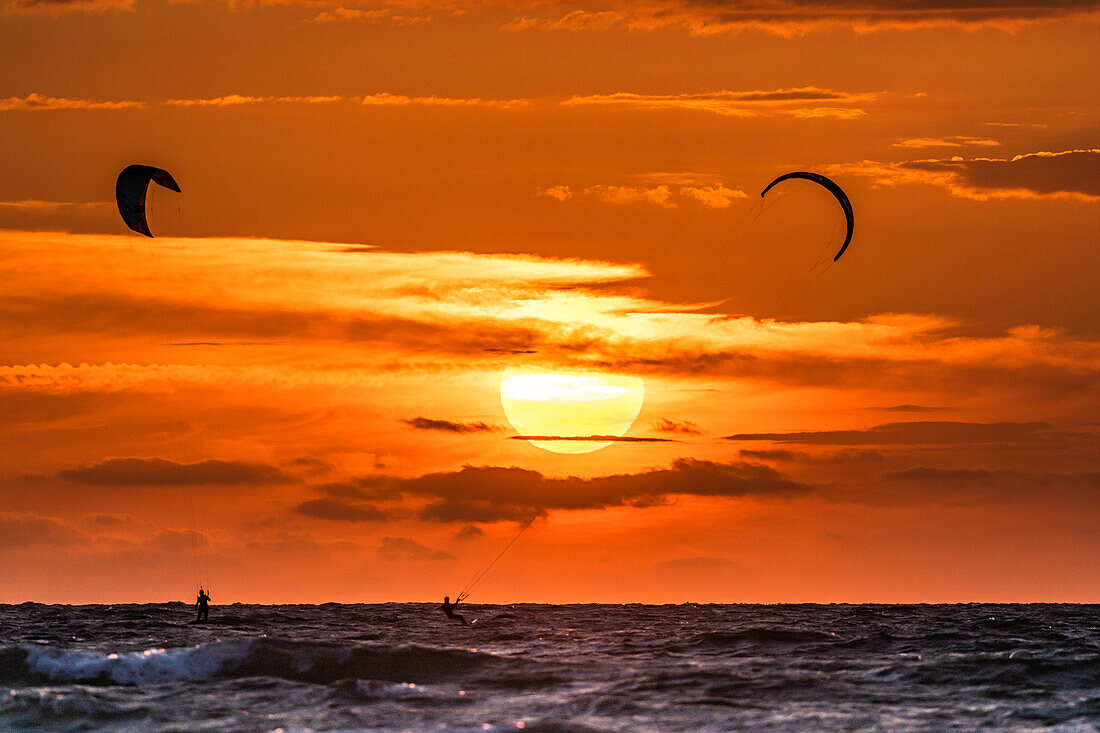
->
441;595;469;625
194;588;211;623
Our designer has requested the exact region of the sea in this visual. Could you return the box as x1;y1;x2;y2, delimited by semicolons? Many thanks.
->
1;603;1097;731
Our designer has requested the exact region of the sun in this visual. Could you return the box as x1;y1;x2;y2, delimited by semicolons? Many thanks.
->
500;368;645;454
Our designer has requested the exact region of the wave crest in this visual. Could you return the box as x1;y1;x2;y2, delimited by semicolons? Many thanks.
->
3;638;497;687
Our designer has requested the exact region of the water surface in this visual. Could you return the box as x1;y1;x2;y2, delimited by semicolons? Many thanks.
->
1;603;1097;731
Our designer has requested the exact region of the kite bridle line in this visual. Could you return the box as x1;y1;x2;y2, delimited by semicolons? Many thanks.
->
125;174;210;595
758;204;845;319
456;512;540;602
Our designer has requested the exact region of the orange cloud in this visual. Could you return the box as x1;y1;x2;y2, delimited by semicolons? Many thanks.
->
894;136;1001;148
0;93;143;111
2;93;523;112
561;88;874;119
727;420;1068;445
378;536;453;560
583;184;675;207
543;0;1100;35
546;176;746;208
499;9;624;32
14;0;1100;32
360;92;528;108
535;185;573;202
165;95;343;106
308;6;428;23
679;184;748;208
0;200;110;210
831;149;1100;201
311;6;390;22
4;0;131;12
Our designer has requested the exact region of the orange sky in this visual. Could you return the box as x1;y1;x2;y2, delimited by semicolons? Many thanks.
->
0;0;1097;603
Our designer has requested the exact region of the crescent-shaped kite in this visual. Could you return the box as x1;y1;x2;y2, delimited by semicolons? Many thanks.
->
760;171;853;262
115;164;181;238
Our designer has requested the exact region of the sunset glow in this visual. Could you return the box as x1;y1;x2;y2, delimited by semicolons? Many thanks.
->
0;0;1097;606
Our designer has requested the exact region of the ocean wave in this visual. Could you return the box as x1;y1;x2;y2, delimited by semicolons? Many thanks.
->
333;678;444;701
890;653;1100;688
1;638;501;687
676;627;838;651
0;686;138;727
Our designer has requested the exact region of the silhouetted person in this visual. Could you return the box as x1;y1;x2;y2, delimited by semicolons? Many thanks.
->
441;595;468;625
195;588;211;623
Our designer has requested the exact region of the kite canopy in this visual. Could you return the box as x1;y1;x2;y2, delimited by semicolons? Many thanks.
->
760;171;853;261
115;165;181;238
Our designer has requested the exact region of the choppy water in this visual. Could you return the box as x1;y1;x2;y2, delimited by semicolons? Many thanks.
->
1;603;1098;731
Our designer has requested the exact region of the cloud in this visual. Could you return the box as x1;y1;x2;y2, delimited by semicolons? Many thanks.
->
740;448;886;463
420;500;540;523
4;272;1097;407
726;421;1066;446
452;525;484;541
739;448;804;462
588;0;1100;34
0;93;142;111
679;184;748;208
0;390;124;424
831;149;1100;201
378;536;454;561
0;93;521;112
316;477;404;501
650;418;703;435
310;6;390;22
562;88;873;119
870;467;1100;505
245;531;361;557
882;467;1000;483
583;184;676;207
893;136;1000;149
295;498;396;522
0;513;85;550
2;233;1096;417
4;0;132;11
0;291;549;355
284;457;334;475
536;185;573;202
882;467;1100;489
402;417;503;433
0;200;110;211
500;9;624;32
58;457;294;486
308;7;428;23
81;513;145;530
142;528;208;553
360;93;528;109
357;458;810;523
559;180;747;208
14;0;1100;29
165;95;342;107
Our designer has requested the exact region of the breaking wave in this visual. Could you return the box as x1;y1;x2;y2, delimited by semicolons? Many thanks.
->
1;638;499;687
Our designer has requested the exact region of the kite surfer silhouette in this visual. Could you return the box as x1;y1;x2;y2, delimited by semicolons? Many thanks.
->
441;595;469;625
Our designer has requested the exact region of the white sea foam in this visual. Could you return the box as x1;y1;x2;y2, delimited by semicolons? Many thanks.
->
24;640;253;685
